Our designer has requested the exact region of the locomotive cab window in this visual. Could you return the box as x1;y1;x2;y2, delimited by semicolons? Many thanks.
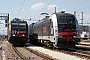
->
57;16;75;24
11;23;18;28
50;19;53;28
57;15;76;32
19;23;26;28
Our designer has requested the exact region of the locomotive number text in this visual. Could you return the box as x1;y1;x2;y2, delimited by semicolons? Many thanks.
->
12;30;19;34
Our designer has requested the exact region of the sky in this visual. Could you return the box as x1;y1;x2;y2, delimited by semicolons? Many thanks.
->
0;0;90;35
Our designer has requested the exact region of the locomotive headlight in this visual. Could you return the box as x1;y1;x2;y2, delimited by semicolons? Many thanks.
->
12;34;15;36
22;34;25;36
73;36;77;38
55;30;58;35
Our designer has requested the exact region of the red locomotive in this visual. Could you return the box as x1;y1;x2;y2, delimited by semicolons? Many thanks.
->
8;18;28;46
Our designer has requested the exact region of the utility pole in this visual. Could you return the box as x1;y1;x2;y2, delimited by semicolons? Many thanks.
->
81;12;83;26
55;7;56;13
74;11;76;17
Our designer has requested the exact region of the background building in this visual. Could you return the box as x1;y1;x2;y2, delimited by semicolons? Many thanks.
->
78;25;90;39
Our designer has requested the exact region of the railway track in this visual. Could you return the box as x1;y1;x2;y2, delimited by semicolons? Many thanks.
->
12;42;90;60
12;45;57;60
24;47;58;60
76;39;90;49
75;50;90;59
12;46;27;60
58;49;90;60
41;45;90;60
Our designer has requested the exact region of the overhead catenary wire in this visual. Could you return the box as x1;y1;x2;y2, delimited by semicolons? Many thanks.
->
47;0;66;12
16;0;25;18
85;0;86;9
30;0;66;20
67;0;86;12
77;5;90;12
27;0;89;22
29;0;57;20
57;0;66;6
67;0;90;12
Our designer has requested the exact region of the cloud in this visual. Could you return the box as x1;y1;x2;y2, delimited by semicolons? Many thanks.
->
47;5;57;10
30;3;45;11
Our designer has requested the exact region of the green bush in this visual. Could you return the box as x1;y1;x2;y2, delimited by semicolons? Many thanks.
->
84;34;87;37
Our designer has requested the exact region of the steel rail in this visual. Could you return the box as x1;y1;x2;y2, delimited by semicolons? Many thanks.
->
24;47;58;60
12;46;27;60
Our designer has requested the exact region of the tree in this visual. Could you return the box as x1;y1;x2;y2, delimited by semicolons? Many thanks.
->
84;34;87;37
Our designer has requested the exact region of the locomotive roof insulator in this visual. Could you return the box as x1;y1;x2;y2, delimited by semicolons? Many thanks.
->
45;16;50;19
12;18;21;21
61;11;65;13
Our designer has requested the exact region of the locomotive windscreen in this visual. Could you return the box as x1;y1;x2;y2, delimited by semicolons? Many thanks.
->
11;22;27;34
11;22;26;28
11;23;18;28
19;23;26;28
57;15;76;32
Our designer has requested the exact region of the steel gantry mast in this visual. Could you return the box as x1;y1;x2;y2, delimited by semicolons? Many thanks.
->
0;13;9;39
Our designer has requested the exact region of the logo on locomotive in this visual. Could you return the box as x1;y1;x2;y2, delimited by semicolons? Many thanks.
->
12;30;20;34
